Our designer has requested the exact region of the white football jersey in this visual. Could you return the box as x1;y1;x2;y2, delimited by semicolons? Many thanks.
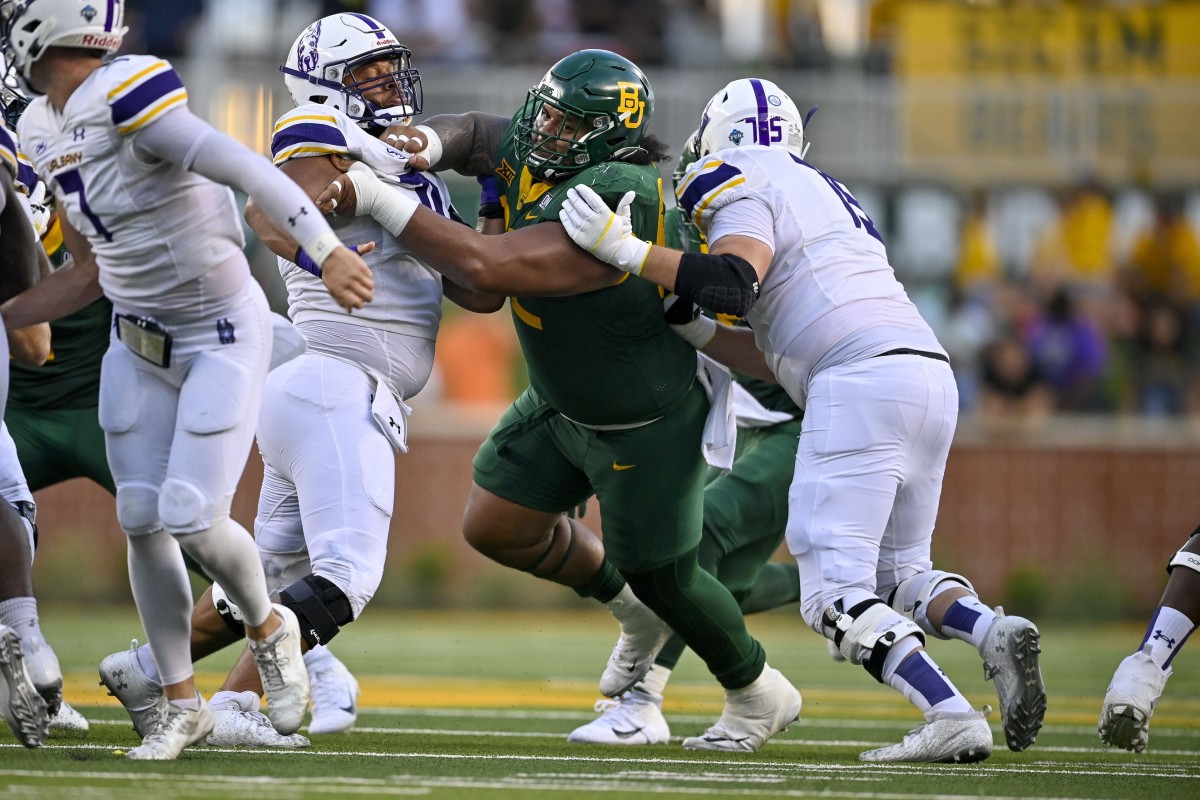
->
677;145;945;404
269;103;447;345
17;55;246;316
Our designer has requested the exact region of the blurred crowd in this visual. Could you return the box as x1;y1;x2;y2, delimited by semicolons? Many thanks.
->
932;184;1200;425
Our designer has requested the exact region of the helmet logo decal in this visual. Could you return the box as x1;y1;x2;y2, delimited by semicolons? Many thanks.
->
81;5;98;22
728;129;743;145
616;81;645;129
297;21;322;75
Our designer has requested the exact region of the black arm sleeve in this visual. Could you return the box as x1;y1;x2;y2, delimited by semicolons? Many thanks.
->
673;251;761;317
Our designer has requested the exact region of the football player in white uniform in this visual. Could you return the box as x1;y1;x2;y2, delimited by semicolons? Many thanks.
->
0;0;374;760
94;12;503;747
558;78;1048;762
0;115;55;749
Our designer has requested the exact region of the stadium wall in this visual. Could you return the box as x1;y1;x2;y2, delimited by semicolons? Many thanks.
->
30;411;1198;619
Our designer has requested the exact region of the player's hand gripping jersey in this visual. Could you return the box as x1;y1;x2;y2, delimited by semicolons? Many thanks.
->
270;103;457;343
676;146;944;406
493;115;695;427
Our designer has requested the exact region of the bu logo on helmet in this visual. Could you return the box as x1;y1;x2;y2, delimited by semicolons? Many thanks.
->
617;82;644;129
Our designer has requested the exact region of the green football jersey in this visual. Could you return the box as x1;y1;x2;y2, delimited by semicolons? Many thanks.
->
493;118;696;427
8;226;110;410
663;206;801;419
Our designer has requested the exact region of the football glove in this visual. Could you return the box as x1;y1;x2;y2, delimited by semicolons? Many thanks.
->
559;185;651;274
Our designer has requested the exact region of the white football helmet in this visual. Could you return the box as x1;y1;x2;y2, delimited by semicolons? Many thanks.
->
280;13;421;128
0;0;127;87
694;78;809;160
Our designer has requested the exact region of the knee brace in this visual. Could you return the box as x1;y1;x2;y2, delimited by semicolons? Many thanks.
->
116;484;162;536
886;570;976;640
822;598;925;683
1167;533;1200;576
280;574;354;649
211;582;246;636
518;517;577;580
158;478;210;532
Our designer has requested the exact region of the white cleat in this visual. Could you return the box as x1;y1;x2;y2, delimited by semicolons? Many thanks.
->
568;689;670;745
0;624;49;748
681;665;802;752
860;707;993;763
19;630;63;718
125;694;215;760
206;690;311;748
248;604;310;735
1099;648;1170;753
307;651;359;735
980;609;1046;751
599;594;672;698
48;700;90;734
98;639;166;738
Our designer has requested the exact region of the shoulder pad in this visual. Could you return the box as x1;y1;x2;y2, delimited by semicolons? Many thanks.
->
103;55;188;135
271;104;351;164
675;156;751;231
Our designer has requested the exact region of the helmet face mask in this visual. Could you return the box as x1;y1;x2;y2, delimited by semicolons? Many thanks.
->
0;0;128;91
514;49;652;182
694;78;806;161
281;14;422;128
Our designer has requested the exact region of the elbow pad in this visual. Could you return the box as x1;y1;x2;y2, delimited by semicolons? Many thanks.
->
674;251;760;317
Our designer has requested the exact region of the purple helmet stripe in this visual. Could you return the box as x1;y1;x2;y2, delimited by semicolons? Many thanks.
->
347;12;387;39
106;0;118;32
749;79;769;149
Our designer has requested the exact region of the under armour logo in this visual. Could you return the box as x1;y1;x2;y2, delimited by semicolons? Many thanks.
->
388;416;402;433
216;318;236;344
73;126;86;141
287;207;308;227
1152;630;1177;649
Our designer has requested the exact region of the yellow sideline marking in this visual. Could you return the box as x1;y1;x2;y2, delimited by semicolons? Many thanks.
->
60;670;1200;727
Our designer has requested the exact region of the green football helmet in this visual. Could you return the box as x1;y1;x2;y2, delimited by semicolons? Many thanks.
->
514;49;654;181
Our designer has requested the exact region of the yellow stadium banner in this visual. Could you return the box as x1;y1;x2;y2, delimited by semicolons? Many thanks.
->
893;1;1200;185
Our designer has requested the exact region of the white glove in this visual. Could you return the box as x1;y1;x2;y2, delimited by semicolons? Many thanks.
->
559;184;652;274
663;293;716;349
19;181;51;238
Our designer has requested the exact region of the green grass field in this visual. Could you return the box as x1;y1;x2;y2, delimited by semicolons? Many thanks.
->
2;606;1198;799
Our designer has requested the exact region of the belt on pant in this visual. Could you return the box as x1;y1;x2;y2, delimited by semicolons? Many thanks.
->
871;347;949;364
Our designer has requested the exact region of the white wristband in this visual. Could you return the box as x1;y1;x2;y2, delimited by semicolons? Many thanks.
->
414;125;442;169
347;167;420;236
672;315;717;349
302;231;340;268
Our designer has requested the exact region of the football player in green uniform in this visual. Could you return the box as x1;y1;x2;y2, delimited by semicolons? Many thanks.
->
321;49;801;751
568;134;804;744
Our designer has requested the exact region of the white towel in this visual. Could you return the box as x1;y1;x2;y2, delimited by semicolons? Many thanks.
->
368;370;413;453
732;382;796;429
696;354;736;473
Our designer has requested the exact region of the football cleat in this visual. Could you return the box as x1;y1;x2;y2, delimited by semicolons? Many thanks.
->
0;624;49;748
206;690;310;748
306;650;359;735
1099;648;1170;753
599;594;672;698
18;629;63;718
681;665;801;752
248;604;310;735
568;688;670;745
860;706;993;763
98;639;166;738
980;609;1046;751
125;693;214;760
48;699;90;734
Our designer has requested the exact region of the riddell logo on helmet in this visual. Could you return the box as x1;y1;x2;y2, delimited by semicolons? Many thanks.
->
81;33;122;49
